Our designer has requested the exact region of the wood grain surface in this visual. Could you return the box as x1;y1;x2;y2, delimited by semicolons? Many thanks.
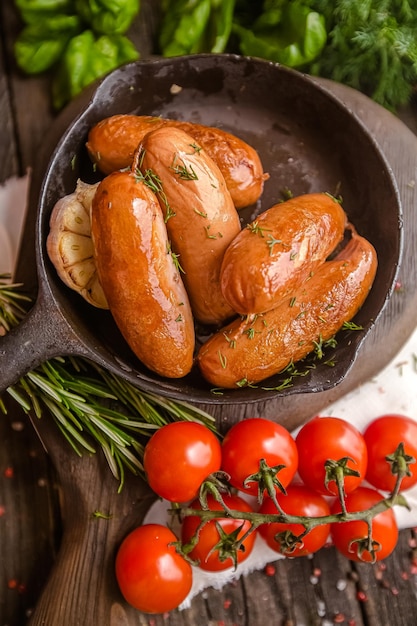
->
2;1;417;625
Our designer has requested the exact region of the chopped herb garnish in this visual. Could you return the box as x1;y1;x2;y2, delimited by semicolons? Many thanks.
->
267;235;289;256
189;142;202;153
194;207;208;218
281;187;293;200
224;334;237;349
205;225;222;239
166;242;184;273
171;161;198;180
342;321;364;331
246;221;272;237
135;166;176;221
244;327;257;339
92;510;112;519
218;351;227;369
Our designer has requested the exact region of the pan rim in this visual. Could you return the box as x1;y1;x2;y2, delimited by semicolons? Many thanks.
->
30;54;403;405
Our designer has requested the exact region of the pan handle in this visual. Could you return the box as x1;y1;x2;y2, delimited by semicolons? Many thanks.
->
0;291;89;393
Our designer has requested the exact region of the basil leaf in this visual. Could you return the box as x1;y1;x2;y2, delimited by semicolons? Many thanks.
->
74;0;140;35
208;0;236;53
14;0;76;24
14;15;81;74
51;30;139;110
233;1;327;67
159;0;212;56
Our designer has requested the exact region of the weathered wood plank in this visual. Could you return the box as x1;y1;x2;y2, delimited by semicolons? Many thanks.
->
2;0;417;624
0;4;19;182
0;2;62;624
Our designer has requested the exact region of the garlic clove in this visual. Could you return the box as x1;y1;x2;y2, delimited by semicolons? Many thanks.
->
46;180;109;309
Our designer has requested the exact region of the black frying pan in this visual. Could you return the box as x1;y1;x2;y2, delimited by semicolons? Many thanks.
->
0;54;403;404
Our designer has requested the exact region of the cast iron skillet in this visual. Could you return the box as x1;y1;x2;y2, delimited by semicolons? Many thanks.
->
0;54;403;404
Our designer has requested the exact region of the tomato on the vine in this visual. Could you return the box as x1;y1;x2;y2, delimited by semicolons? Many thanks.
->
115;524;192;613
363;414;417;492
295;416;367;496
181;493;257;571
143;421;222;502
220;417;298;496
330;486;398;562
258;484;331;557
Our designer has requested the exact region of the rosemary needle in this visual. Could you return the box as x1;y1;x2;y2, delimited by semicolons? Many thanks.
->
0;275;217;490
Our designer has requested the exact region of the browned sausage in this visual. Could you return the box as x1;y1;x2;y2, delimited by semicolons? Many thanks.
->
220;193;347;314
90;170;195;378
86;114;268;208
137;126;241;325
197;228;377;388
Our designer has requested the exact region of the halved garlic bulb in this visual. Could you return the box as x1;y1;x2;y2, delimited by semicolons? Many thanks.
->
46;179;109;309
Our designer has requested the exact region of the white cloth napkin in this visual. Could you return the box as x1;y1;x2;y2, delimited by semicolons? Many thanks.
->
2;175;417;607
0;174;30;275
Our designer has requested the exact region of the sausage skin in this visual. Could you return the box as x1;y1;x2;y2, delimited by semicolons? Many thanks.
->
86;114;268;208
90;170;195;378
137;126;242;325
220;193;347;314
197;229;377;388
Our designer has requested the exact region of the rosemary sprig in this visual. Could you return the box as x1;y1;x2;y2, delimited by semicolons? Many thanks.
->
0;274;217;490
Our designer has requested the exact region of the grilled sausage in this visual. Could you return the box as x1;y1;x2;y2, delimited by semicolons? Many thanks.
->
220;193;347;314
86;114;268;208
137;126;241;325
197;228;377;388
90;170;195;378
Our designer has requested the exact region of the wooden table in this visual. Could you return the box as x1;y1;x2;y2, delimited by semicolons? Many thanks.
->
2;1;417;624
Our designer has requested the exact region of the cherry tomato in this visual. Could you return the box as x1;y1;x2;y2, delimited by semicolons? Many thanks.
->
221;417;298;496
330;486;398;562
143;421;222;502
258;484;331;557
363;414;417;492
181;493;257;571
295;416;367;496
115;524;192;613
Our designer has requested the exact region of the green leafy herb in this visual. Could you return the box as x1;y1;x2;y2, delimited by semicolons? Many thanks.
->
159;0;236;56
0;276;217;490
232;0;327;67
306;0;417;110
135;166;176;220
171;162;199;180
157;0;417;111
14;15;82;74
13;0;140;110
51;30;139;110
75;0;140;35
342;320;364;331
14;0;75;23
246;221;272;237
